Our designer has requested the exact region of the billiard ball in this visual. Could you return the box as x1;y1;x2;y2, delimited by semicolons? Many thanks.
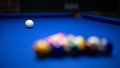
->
84;36;100;56
99;38;113;56
55;32;66;37
67;42;80;56
87;36;101;46
25;19;34;28
34;40;51;57
65;34;75;42
46;33;65;45
50;44;65;57
57;37;69;51
65;36;80;56
65;34;75;50
73;36;86;51
84;44;97;56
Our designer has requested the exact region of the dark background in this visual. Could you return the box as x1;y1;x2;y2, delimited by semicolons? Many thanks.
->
0;0;120;18
20;0;119;13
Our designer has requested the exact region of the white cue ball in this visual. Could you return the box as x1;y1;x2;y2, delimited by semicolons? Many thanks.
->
25;19;34;28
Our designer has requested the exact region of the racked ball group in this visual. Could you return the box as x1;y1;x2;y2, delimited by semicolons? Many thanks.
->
33;33;113;58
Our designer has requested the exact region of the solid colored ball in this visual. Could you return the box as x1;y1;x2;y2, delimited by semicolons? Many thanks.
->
25;19;34;28
34;40;51;57
50;44;65;57
46;34;66;57
84;36;100;56
84;44;97;56
68;43;80;56
100;38;113;56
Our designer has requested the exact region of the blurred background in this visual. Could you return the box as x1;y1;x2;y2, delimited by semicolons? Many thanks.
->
0;0;120;18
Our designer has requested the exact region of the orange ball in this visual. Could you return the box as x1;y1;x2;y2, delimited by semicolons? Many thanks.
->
34;40;51;57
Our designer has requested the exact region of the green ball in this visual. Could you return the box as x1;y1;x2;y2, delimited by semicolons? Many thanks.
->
67;41;80;56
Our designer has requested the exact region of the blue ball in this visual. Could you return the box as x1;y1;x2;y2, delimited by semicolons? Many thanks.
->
50;44;65;57
100;38;113;56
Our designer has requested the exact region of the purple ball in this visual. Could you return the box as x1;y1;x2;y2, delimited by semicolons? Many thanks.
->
101;38;113;56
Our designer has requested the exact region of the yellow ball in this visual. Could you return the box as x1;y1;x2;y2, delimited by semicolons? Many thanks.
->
34;40;50;56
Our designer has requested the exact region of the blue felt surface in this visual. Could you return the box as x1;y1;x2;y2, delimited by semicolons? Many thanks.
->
0;14;120;68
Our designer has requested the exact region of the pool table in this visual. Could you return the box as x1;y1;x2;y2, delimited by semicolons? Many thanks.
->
0;13;120;68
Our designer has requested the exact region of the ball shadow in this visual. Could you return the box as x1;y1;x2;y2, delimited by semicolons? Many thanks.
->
26;27;33;29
